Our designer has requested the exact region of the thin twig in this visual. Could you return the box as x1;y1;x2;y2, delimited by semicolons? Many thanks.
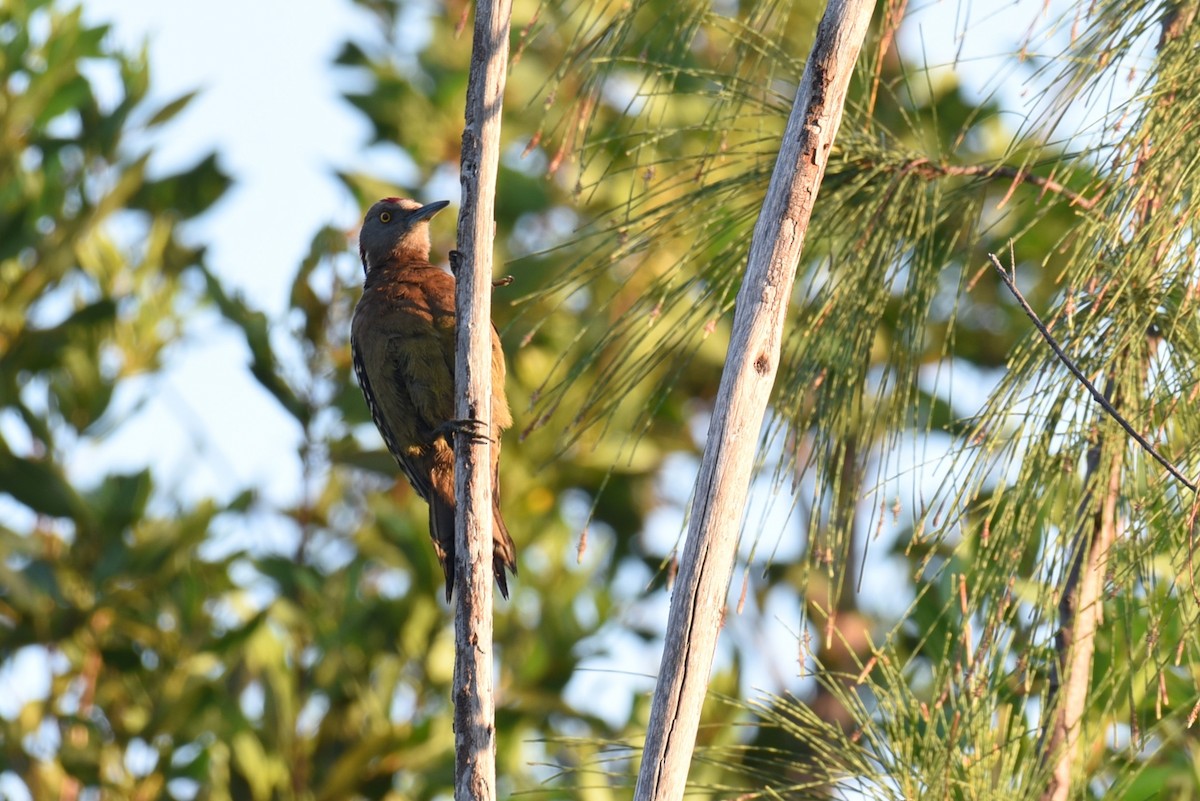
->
890;159;1101;210
988;252;1197;494
944;162;1099;210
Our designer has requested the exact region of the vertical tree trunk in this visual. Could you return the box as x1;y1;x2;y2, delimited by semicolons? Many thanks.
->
1040;445;1122;801
632;2;876;800
453;1;512;800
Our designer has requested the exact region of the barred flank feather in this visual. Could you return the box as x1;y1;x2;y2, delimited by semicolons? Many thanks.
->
352;338;430;500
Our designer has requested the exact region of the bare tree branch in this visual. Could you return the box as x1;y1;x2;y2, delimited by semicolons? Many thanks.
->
939;163;1098;209
885;160;1102;209
631;2;877;800
453;1;512;799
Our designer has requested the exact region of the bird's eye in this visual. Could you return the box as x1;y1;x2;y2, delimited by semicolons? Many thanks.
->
379;211;392;223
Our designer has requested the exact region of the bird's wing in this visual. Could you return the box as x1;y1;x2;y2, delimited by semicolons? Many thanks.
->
386;330;456;438
351;332;436;502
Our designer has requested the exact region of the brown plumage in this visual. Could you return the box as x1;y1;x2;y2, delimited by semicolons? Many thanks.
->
350;197;516;601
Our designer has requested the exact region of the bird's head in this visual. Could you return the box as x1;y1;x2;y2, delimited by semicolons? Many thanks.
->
358;197;451;273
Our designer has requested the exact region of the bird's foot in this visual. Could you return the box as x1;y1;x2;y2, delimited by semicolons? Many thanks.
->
435;418;493;446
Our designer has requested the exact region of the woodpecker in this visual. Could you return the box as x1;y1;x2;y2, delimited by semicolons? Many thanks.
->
350;197;516;601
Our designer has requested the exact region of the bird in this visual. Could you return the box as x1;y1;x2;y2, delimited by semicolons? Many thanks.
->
350;197;517;601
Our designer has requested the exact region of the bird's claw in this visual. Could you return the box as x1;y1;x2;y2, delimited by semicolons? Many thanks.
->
436;418;493;446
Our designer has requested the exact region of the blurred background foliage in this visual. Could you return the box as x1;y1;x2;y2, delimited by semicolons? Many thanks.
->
2;0;1199;798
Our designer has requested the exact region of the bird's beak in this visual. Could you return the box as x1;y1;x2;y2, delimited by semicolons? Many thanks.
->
410;200;451;222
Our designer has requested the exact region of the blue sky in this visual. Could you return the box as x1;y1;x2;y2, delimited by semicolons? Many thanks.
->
74;0;380;509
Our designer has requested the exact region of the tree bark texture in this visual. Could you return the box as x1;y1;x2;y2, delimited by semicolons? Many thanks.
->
453;1;511;800
632;2;877;800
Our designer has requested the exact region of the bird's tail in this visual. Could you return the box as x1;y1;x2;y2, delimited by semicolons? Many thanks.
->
492;497;517;600
429;495;518;602
429;495;457;603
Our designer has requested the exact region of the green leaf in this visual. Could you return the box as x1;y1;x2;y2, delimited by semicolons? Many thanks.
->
328;439;397;475
85;470;152;535
0;442;91;525
199;265;310;423
333;40;370;68
290;225;347;346
3;299;117;372
35;74;93;127
145;89;199;128
231;730;279;801
129;152;232;218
